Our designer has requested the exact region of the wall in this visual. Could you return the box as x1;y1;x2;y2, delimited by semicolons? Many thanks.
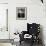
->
0;4;9;39
0;0;8;3
9;0;46;45
0;0;13;46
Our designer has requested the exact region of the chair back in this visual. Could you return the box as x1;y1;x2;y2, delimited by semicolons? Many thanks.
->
27;23;40;35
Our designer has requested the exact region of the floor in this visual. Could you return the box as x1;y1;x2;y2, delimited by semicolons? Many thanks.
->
0;43;13;46
0;41;43;46
19;41;43;46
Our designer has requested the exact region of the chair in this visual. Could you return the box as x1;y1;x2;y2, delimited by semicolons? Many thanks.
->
19;23;40;46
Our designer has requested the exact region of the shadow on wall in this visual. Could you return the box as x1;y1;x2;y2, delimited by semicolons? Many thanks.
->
40;25;45;46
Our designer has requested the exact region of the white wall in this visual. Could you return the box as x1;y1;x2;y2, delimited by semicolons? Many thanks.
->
9;0;44;35
0;4;9;39
0;0;8;3
0;0;13;46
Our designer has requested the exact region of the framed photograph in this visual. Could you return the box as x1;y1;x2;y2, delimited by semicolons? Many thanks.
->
16;7;27;20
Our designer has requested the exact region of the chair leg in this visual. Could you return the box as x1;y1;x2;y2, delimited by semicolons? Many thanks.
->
20;41;21;45
30;42;34;46
30;39;34;46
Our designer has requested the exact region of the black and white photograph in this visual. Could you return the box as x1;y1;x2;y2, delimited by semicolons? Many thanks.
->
16;7;27;20
0;0;46;46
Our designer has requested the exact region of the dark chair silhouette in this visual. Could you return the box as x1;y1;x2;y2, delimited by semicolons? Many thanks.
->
19;23;40;46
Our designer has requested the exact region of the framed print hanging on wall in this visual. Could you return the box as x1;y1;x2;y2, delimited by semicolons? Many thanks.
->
16;7;27;20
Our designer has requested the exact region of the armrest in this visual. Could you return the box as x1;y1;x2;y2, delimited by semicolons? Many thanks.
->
19;31;27;41
22;31;28;35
